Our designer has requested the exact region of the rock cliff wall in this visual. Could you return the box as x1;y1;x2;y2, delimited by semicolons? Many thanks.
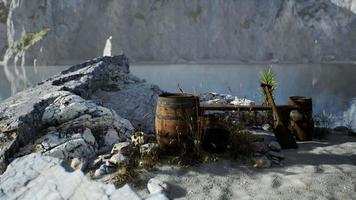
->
0;0;7;57
3;0;356;64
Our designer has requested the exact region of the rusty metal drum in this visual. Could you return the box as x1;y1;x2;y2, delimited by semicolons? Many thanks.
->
155;93;199;153
200;114;230;154
288;96;314;141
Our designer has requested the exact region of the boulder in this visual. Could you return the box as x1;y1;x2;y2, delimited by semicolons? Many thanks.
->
0;154;141;200
0;55;161;173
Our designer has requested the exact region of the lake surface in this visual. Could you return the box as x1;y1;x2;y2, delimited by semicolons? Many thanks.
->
1;63;355;127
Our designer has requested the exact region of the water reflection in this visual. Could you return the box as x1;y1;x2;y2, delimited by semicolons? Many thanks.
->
0;65;68;100
131;63;356;116
0;63;355;127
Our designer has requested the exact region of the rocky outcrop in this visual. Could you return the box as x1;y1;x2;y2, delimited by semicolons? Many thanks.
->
0;55;162;173
0;153;142;200
4;0;356;64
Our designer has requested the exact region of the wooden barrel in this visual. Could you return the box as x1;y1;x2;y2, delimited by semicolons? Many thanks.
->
155;93;199;154
288;96;314;141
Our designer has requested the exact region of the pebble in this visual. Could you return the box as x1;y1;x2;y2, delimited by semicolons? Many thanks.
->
268;141;282;152
94;163;117;178
252;156;271;168
262;124;272;131
70;158;82;170
147;178;169;194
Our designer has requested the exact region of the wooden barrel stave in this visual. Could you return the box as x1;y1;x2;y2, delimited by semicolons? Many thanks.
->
155;93;199;154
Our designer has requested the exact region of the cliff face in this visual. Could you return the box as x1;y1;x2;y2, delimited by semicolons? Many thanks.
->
0;0;7;57
4;0;356;64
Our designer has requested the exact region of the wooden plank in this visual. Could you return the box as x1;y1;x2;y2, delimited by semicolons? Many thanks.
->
200;104;297;111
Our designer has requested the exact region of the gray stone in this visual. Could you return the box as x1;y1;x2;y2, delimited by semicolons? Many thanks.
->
31;131;97;161
145;192;170;200
0;55;159;173
252;156;272;168
140;143;159;156
94;168;106;178
268;151;285;160
199;92;255;106
94;163;117;178
147;178;169;194
109;153;128;166
262;124;272;132
111;142;131;155
83;128;96;146
104;128;120;147
268;141;282;152
252;142;269;154
271;157;282;166
0;154;141;200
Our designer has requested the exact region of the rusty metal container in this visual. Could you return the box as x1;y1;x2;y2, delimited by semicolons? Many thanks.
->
288;96;314;141
200;114;230;154
155;93;199;153
288;96;313;117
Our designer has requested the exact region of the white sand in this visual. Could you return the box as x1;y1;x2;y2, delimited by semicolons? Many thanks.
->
138;131;356;200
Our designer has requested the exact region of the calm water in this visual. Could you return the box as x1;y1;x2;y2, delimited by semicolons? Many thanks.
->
1;63;355;126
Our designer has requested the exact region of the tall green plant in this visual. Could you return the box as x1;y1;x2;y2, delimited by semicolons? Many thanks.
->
260;65;277;104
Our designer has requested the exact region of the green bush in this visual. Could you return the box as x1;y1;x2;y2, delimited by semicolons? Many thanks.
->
17;28;50;50
260;65;277;104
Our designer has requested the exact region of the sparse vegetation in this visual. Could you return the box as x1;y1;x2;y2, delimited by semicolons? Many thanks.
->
314;110;334;129
229;129;257;159
18;28;51;50
260;65;277;104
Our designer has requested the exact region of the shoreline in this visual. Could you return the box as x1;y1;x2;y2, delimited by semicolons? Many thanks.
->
3;58;356;67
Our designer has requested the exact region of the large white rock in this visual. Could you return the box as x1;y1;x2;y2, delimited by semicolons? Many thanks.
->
147;178;169;195
0;154;142;200
33;131;96;161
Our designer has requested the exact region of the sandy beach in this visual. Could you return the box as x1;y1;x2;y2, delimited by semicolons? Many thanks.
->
137;131;356;200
